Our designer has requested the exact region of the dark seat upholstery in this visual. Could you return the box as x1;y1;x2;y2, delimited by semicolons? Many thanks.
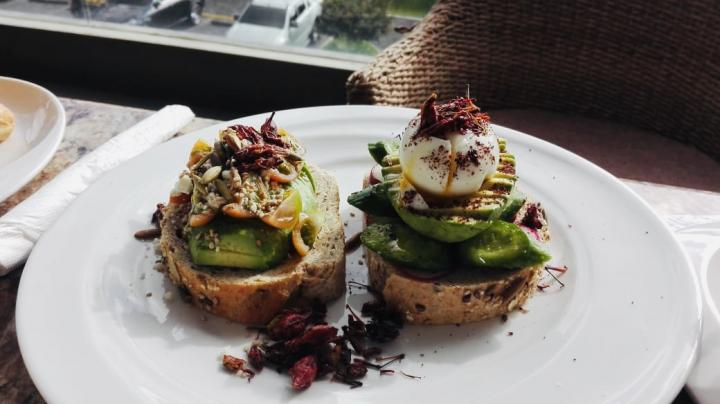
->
346;0;720;160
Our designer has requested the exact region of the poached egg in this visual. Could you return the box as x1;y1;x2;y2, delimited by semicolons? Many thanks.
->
399;104;499;198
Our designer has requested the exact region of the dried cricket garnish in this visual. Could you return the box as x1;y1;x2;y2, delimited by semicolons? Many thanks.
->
415;94;490;140
419;93;438;130
347;282;405;343
226;113;289;150
227;124;263;145
374;353;406;368
360;301;389;321
332;374;363;388
289;355;317;391
233;144;285;172
363;303;404;343
353;358;381;370
361;346;382;358
259;112;290;148
342;324;365;357
221;112;297;175
260;111;277;134
347;363;368;379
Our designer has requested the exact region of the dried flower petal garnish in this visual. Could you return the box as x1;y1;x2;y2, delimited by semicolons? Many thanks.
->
289;355;317;391
538;265;569;290
221;289;408;391
222;354;255;380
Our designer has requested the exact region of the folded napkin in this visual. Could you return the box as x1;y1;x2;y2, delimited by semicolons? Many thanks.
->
0;104;194;275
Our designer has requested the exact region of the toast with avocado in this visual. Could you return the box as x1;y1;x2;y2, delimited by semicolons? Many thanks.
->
159;116;345;325
349;94;551;325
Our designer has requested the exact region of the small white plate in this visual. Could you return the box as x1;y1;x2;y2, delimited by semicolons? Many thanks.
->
17;106;701;404
0;76;65;201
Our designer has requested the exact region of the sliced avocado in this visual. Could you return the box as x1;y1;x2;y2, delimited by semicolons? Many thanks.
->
458;221;550;269
292;164;324;249
380;164;402;177
347;182;397;217
420;190;508;219
299;163;317;194
368;140;400;165
361;222;451;271
188;163;317;270
399;149;519;221
381;155;400;167
394;207;491;243
498;188;527;221
387;181;491;242
481;159;517;192
294;164;320;219
189;218;290;270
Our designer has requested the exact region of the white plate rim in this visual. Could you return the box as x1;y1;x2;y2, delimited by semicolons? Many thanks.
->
16;105;703;404
0;76;66;201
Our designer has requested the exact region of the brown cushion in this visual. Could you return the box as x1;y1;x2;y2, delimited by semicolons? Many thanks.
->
490;109;720;192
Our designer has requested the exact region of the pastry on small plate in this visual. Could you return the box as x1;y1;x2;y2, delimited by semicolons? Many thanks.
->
0;102;15;142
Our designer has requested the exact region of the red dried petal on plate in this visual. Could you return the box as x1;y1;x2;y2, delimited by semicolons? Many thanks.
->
289;355;317;391
247;345;264;371
267;310;311;341
285;325;338;352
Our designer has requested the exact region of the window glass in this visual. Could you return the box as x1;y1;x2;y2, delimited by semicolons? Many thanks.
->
239;5;285;28
0;0;436;60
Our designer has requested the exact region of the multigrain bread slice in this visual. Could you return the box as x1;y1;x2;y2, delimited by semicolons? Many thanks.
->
366;250;543;325
364;177;550;325
159;166;345;325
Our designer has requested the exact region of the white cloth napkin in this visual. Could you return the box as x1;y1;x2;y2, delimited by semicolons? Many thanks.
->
0;104;194;274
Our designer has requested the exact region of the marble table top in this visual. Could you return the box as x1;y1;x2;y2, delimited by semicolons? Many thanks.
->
2;98;717;403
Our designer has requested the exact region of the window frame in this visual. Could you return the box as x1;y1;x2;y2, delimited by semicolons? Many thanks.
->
0;11;370;71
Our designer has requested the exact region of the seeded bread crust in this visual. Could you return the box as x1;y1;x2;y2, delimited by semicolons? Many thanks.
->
366;246;543;325
159;166;345;325
364;175;550;325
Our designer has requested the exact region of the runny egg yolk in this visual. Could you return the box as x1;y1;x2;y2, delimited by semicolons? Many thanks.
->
399;116;500;198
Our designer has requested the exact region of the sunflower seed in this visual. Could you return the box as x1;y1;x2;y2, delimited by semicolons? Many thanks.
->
202;166;222;184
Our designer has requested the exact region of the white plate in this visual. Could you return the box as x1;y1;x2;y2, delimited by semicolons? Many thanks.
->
0;76;65;201
673;220;720;403
17;106;701;404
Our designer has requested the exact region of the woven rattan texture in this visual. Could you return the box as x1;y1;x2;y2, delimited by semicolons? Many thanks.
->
347;0;720;159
